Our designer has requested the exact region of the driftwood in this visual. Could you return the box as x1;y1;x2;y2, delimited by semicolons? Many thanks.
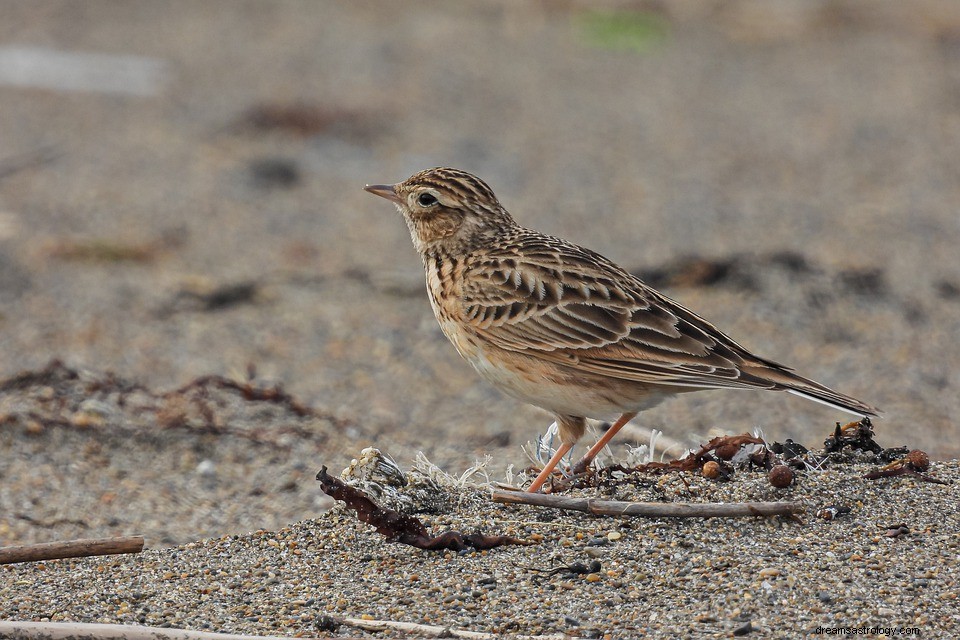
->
0;619;570;640
0;621;337;640
492;490;801;518
341;616;567;639
0;535;144;565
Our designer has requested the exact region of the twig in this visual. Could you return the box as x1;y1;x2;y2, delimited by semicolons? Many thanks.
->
341;616;568;639
0;621;332;640
491;490;801;518
0;536;144;565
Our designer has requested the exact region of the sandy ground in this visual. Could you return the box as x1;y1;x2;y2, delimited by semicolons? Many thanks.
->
1;0;960;637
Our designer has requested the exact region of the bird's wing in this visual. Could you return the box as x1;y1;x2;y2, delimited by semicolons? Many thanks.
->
459;239;781;391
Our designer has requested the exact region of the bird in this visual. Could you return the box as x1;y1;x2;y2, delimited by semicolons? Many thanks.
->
364;167;879;492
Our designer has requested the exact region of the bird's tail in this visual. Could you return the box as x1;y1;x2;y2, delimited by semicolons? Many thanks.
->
745;365;880;417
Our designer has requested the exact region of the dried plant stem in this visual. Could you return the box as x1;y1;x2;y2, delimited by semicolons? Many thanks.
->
342;616;567;639
0;536;144;565
491;490;800;518
0;619;573;640
0;621;316;640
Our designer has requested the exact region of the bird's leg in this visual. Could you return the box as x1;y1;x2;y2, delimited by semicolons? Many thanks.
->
571;412;638;474
526;442;573;493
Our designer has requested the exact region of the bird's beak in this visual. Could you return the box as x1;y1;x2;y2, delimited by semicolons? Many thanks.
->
364;183;401;204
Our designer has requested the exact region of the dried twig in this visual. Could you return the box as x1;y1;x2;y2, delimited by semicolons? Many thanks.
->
0;621;330;640
491;490;800;518
341;616;567;639
0;536;144;565
317;466;530;551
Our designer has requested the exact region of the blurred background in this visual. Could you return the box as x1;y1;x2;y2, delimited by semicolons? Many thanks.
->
1;0;959;544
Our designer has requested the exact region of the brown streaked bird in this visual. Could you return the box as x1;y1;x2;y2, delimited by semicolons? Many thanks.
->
364;168;879;492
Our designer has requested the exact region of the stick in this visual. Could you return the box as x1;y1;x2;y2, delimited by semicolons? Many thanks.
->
0;536;145;565
491;490;801;518
341;616;567;639
0;621;336;640
0;620;567;640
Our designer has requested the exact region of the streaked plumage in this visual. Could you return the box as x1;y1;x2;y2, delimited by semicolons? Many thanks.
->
365;167;879;492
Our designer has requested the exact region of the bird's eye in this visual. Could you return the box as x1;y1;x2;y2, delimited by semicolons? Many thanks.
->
417;193;438;207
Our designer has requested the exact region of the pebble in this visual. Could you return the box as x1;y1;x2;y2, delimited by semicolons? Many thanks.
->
196;459;217;478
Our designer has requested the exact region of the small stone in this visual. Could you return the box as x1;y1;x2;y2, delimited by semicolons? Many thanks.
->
607;531;622;541
759;568;781;578
196;459;216;478
24;420;44;436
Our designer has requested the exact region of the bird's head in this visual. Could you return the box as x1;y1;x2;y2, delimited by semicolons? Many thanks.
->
365;167;516;254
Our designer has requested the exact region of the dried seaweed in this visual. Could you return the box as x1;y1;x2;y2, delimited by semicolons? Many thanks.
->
863;450;948;485
169;374;313;417
316;467;530;552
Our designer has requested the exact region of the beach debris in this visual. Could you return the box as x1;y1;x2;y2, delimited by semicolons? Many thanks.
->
534;417;946;497
823;417;899;456
337;448;491;514
0;535;144;565
768;465;795;489
702;460;723;480
525;559;602;579
341;446;408;487
338;616;568;639
491;490;801;518
816;505;852;521
863;449;947;484
168;373;313;418
0;621;349;640
316;466;529;551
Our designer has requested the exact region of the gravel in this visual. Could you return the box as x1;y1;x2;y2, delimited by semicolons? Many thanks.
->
2;453;958;637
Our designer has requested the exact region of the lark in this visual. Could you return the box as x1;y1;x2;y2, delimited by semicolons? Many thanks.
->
365;168;878;492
